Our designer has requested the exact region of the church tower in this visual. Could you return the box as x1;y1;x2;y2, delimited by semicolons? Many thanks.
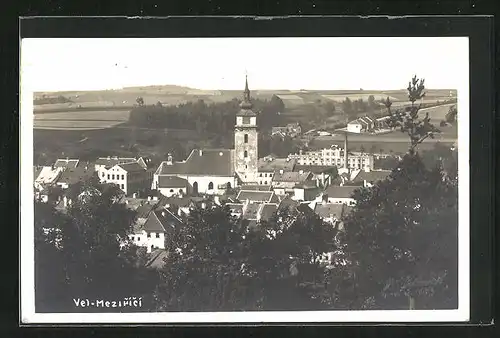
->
234;76;258;184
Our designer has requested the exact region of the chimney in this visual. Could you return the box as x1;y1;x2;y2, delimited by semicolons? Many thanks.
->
343;133;349;173
199;149;203;156
299;149;303;155
107;156;111;160
279;169;284;175
177;208;183;217
167;153;173;165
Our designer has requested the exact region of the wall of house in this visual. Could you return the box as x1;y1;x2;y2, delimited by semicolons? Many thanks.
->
256;171;274;185
347;124;362;133
327;197;356;206
128;230;165;253
235;122;259;183
158;187;186;197
153;174;236;196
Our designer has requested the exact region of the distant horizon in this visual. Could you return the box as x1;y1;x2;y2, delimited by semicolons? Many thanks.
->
22;37;468;92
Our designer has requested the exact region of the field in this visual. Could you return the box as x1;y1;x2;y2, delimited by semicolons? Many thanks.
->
33;110;131;130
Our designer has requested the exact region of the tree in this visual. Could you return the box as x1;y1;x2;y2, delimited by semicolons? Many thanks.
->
368;95;377;112
445;105;457;123
333;154;458;310
342;97;354;116
386;75;440;154
136;97;144;106
328;75;458;310
35;178;160;312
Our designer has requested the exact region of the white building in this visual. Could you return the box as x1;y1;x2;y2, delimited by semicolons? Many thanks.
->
156;176;189;197
257;157;297;186
271;170;315;195
153;149;238;196
323;185;359;206
94;156;147;178
288;145;374;171
99;161;150;196
128;209;182;253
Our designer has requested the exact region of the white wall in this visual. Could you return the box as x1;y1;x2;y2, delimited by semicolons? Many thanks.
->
158;187;186;197
327;197;356;206
128;230;165;253
100;165;128;194
347;124;362;133
153;174;237;195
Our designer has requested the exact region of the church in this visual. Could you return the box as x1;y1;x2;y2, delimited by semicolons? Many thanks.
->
152;76;260;196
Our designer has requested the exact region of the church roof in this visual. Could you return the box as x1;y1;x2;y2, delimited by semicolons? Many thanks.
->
157;176;189;188
157;149;235;177
237;75;256;115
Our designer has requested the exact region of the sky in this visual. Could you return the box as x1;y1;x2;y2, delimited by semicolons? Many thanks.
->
20;37;469;92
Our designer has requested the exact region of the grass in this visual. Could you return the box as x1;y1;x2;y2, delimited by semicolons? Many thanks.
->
33;110;131;130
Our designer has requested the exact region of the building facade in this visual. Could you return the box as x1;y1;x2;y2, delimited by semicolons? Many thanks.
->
288;145;374;171
234;76;259;184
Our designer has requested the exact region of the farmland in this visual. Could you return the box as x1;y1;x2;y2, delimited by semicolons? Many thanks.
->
33;110;131;130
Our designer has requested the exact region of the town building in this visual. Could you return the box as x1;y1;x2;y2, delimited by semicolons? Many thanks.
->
271;170;314;196
155;176;189;197
99;161;151;196
351;169;392;187
55;167;95;190
322;185;359;206
271;122;302;138
288;144;374;171
153;77;261;195
257;157;297;186
128;209;183;253
94;156;147;178
54;158;80;170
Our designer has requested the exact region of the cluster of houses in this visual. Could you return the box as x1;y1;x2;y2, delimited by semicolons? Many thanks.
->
33;77;393;267
346;115;391;134
271;122;302;139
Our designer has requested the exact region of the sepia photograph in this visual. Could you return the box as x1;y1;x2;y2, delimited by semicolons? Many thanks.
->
20;36;470;323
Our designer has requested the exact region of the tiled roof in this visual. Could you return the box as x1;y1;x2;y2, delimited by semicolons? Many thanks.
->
158;149;235;176
258;158;296;172
278;196;300;211
158;196;192;208
260;203;278;221
354;170;392;183
157;176;189;188
95;157;137;168
324;185;359;199
143;209;182;233
135;203;155;219
239;185;272;191
272;170;312;183
243;203;261;220
57;168;94;185
118;162;147;173
236;190;275;203
314;203;345;219
294;165;336;174
54;159;79;169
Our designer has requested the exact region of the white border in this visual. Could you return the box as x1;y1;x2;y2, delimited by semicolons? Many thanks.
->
20;37;470;324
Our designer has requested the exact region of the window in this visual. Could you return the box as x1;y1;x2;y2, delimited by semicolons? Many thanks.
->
245;165;248;169
112;174;115;180
107;174;110;180
208;182;214;190
131;236;135;241
259;173;262;177
244;134;248;143
244;150;248;158
264;181;268;185
137;237;141;241
121;184;125;189
179;189;184;194
170;189;174;193
102;172;105;177
121;174;125;180
147;233;151;238
156;233;160;238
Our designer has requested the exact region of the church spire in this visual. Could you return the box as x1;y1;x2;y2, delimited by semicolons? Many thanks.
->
240;74;253;109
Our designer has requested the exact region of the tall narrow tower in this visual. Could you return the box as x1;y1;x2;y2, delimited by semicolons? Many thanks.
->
234;76;258;184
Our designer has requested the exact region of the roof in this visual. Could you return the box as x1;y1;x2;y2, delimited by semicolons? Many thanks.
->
236;108;257;117
117;162;147;173
324;185;359;199
294;165;337;174
258;158;296;172
143;209;182;233
54;159;79;169
236;190;278;203
239;185;272;191
95;157;137;168
57;167;94;185
33;167;42;181
243;203;261;220
157;149;235;176
272;170;312;183
226;203;244;214
260;203;278;221
135;203;155;219
157;176;189;188
314;203;345;219
348;120;363;126
278;196;300;211
353;170;392;183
